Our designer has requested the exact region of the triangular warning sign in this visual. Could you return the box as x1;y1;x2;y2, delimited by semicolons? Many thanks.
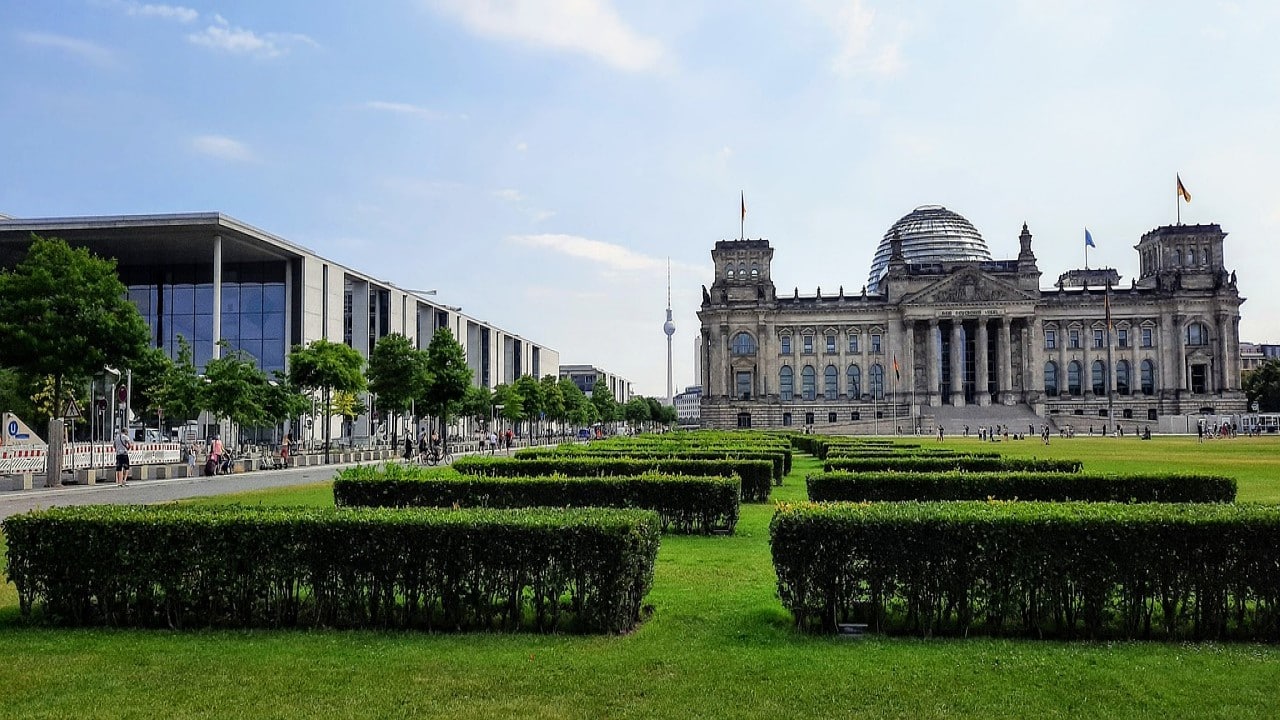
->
63;397;82;419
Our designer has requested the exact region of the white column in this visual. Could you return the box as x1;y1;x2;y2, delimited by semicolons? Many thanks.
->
997;318;1013;403
950;321;965;406
976;319;990;406
927;320;941;407
212;234;222;359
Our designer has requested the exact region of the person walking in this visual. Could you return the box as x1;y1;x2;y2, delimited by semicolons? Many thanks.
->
280;433;292;466
114;428;133;486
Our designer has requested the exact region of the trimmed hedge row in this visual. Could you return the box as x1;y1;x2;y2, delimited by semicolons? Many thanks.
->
824;448;999;460
770;501;1280;640
454;456;774;503
334;465;739;534
3;505;660;633
824;456;1082;473
807;471;1237;503
516;448;789;482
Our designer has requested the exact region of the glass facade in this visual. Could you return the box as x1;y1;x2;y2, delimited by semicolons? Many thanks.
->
123;262;287;372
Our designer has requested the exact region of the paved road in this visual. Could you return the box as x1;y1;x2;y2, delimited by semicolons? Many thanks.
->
0;463;357;520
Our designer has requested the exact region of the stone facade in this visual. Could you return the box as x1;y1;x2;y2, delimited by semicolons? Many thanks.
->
698;218;1246;430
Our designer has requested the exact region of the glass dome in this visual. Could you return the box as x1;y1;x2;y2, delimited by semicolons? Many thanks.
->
867;205;992;292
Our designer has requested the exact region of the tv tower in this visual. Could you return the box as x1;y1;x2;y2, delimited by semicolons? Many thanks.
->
663;259;675;406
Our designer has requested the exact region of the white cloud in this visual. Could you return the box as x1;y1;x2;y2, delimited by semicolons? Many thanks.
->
364;100;445;120
191;134;255;162
18;32;117;67
508;233;695;274
429;0;665;72
509;233;665;272
494;188;524;203
187;15;317;58
816;0;906;77
516;141;528;152
111;1;199;23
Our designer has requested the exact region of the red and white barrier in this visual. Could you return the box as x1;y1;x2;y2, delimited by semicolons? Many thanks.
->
0;442;181;475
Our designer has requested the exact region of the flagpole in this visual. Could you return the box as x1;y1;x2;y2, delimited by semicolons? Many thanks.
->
1176;177;1181;225
740;191;745;242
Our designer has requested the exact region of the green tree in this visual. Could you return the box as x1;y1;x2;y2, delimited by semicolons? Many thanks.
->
329;390;367;441
153;335;202;429
624;396;651;429
202;345;270;434
539;375;565;431
592;384;619;427
1244;358;1280;412
493;383;525;425
0;235;150;486
288;338;366;463
367;333;427;446
420;328;472;453
261;371;310;442
513;374;544;434
129;345;175;432
460;384;494;427
559;378;594;428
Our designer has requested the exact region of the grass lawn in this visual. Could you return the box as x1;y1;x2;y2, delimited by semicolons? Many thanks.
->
1;437;1279;718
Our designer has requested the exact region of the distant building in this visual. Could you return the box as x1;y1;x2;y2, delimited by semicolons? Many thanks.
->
559;364;633;404
698;205;1246;432
673;385;702;426
1241;342;1280;376
0;212;559;443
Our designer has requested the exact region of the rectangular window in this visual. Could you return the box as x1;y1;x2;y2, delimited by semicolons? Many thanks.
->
782;412;792;427
1118;328;1128;348
848;334;859;353
804;412;815;425
1142;327;1153;347
781;336;791;355
736;371;752;399
825;335;836;354
802;335;813;354
828;412;837;423
1069;329;1080;349
1045;329;1057;349
1093;329;1105;349
871;334;882;353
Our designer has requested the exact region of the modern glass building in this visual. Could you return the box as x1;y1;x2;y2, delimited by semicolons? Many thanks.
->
0;212;559;442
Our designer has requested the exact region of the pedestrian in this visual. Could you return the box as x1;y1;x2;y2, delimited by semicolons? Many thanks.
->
488;430;497;455
280;433;291;466
403;435;413;460
114;427;133;486
207;434;224;476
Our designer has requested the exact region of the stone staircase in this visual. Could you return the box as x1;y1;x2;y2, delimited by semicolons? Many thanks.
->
921;403;1055;437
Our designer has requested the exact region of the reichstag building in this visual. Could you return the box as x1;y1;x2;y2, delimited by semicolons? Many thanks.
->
697;205;1246;432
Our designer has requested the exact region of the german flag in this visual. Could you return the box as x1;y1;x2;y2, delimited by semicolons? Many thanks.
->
1177;174;1192;203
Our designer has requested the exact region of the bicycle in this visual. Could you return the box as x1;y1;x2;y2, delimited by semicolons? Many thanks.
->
422;446;453;466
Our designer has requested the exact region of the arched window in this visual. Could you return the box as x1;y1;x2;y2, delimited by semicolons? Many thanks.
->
1141;359;1156;395
1116;360;1131;395
1044;361;1059;396
870;363;884;399
847;364;861;398
801;365;816;401
726;265;735;279
824;365;838;400
1175;248;1183;266
750;264;759;278
737;263;746;278
779;366;794;401
731;332;757;355
1068;360;1082;396
1187;322;1208;346
1092;360;1107;395
1189;248;1197;265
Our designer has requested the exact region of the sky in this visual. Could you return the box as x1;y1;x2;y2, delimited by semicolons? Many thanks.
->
3;1;1279;398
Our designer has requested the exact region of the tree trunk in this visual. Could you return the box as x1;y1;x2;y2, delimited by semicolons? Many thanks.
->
323;386;331;464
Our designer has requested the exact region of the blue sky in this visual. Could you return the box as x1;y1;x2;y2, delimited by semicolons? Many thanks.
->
3;1;1279;397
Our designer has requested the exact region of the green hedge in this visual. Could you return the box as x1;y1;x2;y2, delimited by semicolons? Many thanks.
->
770;501;1280;640
515;448;789;482
3;505;660;634
824;456;1082;473
454;456;774;503
335;465;738;535
807;471;1237;503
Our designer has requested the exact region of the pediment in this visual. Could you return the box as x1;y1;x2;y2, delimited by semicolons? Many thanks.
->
904;268;1037;306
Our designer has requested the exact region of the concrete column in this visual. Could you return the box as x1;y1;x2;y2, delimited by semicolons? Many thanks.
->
1216;313;1229;393
1081;323;1093;398
212;234;222;359
1173;314;1186;392
950;321;965;406
997;318;1012;403
1026;316;1042;404
927;319;941;407
902;319;915;403
1058;324;1067;398
976;319;990;406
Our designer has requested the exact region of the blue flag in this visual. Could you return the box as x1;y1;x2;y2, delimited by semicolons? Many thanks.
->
1085;228;1095;248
